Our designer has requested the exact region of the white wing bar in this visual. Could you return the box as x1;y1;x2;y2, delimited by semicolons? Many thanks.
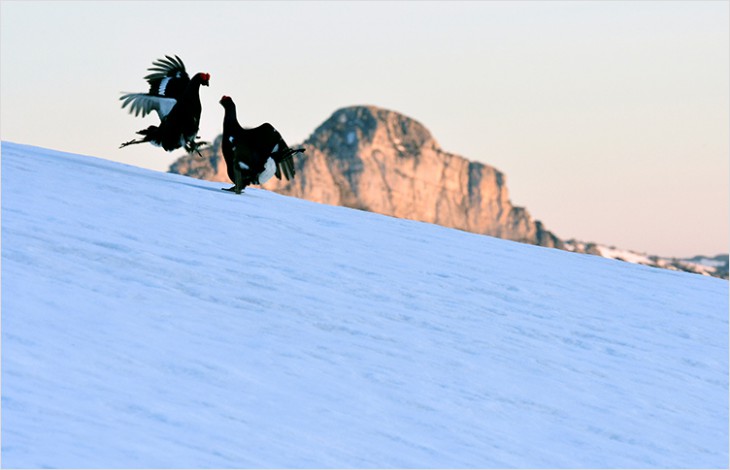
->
120;93;177;120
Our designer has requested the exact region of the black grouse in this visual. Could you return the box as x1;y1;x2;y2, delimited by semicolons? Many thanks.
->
219;95;304;194
120;55;209;155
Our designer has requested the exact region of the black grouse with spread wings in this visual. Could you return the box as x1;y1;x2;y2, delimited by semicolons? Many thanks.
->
120;55;209;154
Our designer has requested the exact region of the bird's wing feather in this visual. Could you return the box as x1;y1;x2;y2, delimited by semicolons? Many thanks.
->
143;55;187;81
143;55;189;100
120;93;177;120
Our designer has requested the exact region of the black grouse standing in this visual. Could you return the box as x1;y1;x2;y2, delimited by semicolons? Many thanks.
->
219;95;304;194
120;55;210;155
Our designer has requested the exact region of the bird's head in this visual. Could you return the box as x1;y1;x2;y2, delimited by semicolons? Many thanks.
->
196;72;210;86
220;95;233;107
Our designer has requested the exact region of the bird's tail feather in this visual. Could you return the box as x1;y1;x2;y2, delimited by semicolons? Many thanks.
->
275;147;305;180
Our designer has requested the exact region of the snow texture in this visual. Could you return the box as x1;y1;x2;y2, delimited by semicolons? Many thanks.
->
2;142;728;468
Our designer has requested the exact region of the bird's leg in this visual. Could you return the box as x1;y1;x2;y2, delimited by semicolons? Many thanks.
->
234;165;244;195
186;138;210;158
119;138;144;149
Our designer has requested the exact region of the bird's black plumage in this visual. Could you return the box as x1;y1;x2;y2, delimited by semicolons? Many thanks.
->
219;95;304;194
120;55;210;154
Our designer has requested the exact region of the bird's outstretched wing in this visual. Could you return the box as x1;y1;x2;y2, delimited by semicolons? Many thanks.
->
119;93;177;120
144;55;189;99
144;55;187;81
120;55;189;120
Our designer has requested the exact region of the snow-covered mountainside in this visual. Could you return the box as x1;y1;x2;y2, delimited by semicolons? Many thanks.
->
2;142;728;468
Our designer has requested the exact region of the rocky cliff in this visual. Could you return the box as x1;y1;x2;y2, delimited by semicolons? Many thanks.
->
170;105;562;248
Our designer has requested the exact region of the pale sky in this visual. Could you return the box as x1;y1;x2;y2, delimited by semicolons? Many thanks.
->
1;1;728;258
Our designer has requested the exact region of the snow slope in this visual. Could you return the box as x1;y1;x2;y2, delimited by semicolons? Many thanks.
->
2;142;728;468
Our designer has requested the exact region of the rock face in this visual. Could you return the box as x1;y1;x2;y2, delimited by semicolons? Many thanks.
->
168;135;229;183
170;105;562;248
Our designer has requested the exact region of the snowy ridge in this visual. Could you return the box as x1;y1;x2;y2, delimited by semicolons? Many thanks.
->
2;142;728;468
564;240;729;279
691;256;729;268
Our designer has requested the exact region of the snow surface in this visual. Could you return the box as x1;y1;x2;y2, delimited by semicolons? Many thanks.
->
2;141;728;468
596;246;654;266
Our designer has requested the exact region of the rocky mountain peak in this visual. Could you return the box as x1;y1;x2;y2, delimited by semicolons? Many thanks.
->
308;105;437;158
